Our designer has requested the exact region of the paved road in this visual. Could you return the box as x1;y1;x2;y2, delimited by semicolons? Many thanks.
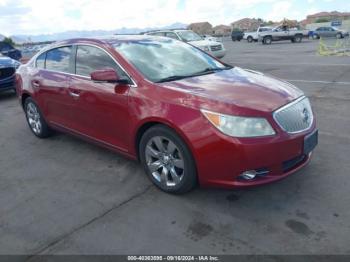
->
0;39;349;255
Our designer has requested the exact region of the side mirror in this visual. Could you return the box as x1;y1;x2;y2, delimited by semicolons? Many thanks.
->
90;68;130;85
91;68;119;82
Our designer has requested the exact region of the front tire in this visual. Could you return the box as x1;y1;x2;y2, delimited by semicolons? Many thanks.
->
24;97;52;138
336;33;342;39
139;125;197;194
247;36;253;43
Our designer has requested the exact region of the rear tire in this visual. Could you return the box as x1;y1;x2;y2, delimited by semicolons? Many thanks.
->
263;36;272;45
139;125;197;194
294;35;302;43
24;97;52;138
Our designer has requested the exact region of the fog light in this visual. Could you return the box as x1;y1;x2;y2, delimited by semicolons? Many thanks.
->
239;170;257;180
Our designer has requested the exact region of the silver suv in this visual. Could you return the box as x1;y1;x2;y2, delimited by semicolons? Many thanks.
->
144;29;226;58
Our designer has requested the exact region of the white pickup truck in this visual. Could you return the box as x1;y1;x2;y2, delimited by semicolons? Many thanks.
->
258;26;308;45
243;27;273;43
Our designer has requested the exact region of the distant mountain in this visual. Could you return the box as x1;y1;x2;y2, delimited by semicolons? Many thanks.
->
10;22;187;43
10;36;26;44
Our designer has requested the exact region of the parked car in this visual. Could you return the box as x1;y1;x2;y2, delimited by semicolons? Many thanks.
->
202;35;221;42
0;42;22;60
258;25;306;44
312;26;349;39
243;27;273;43
231;30;244;41
144;29;226;58
16;36;317;194
0;53;20;93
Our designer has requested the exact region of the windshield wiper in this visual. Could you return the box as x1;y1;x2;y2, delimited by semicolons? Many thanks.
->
190;66;233;77
155;75;192;83
155;66;233;83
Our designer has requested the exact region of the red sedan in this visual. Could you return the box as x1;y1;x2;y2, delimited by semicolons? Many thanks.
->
16;36;318;193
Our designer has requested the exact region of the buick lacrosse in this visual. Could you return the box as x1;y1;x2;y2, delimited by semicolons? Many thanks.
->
16;36;317;193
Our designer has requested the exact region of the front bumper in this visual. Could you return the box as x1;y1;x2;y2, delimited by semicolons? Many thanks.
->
191;119;317;189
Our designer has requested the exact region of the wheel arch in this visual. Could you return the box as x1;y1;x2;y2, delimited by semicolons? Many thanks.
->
21;92;31;109
134;118;197;165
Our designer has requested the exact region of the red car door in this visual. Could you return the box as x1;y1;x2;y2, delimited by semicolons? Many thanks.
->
32;46;77;129
68;45;132;152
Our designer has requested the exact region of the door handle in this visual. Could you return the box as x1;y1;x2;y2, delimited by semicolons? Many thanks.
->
68;89;81;98
32;80;40;88
70;92;80;98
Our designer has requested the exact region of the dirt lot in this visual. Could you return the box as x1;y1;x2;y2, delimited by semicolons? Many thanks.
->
1;39;350;256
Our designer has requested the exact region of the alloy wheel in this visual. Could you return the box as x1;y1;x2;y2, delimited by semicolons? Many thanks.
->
26;102;42;135
145;136;184;187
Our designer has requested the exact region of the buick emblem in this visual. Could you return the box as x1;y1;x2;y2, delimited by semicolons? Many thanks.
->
302;108;309;123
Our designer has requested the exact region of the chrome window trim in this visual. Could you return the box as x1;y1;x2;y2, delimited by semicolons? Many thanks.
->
273;95;314;134
33;43;137;87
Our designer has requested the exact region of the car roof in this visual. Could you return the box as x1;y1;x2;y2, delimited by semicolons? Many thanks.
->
144;29;190;34
45;34;171;49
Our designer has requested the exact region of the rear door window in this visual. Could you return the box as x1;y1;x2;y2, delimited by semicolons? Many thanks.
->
45;46;73;73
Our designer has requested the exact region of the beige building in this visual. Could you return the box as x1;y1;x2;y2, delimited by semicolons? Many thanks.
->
212;25;231;36
231;18;263;31
188;22;213;35
303;11;350;25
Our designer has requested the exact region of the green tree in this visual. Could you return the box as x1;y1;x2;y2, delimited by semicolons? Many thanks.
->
2;37;16;46
315;18;331;23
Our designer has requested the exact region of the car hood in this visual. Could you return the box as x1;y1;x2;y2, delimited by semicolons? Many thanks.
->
0;56;16;68
162;67;304;113
189;39;221;47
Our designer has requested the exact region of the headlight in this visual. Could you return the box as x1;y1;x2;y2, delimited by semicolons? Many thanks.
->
200;46;210;52
201;109;275;137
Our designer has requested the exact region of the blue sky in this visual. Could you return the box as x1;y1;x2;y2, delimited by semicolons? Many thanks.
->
0;0;349;36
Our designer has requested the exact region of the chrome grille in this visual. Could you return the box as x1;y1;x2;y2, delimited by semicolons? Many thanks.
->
210;45;222;51
273;96;313;133
0;67;15;80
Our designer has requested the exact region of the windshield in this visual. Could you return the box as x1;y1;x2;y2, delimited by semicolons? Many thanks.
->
114;38;228;83
176;31;203;42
